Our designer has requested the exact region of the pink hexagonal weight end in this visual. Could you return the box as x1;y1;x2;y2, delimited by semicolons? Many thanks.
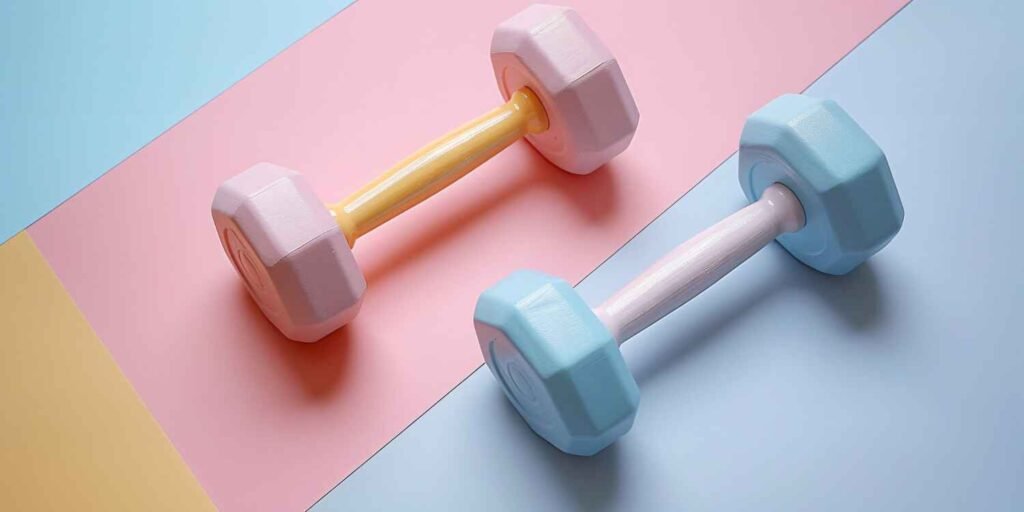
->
491;4;640;175
211;163;366;342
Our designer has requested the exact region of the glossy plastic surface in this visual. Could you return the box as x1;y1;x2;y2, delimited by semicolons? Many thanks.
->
595;184;805;344
477;92;909;454
739;94;904;275
209;4;642;344
32;0;911;509
212;163;365;342
491;4;639;174
330;88;547;245
474;270;639;456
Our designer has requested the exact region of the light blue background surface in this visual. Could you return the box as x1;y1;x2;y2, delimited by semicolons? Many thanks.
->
0;0;355;243
313;0;1024;509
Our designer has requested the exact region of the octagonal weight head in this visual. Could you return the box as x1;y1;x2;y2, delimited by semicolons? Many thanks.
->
474;270;639;456
491;4;639;175
739;94;904;275
211;163;367;342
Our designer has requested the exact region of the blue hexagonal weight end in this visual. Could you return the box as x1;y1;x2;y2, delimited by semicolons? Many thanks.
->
474;270;640;455
739;94;904;275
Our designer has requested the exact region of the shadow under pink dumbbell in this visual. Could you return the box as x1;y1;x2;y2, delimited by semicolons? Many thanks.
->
212;5;639;342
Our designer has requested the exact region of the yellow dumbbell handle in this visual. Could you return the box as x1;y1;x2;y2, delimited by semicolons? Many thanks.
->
329;87;549;246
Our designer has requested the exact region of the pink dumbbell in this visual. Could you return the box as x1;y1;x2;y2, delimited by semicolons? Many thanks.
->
212;4;639;341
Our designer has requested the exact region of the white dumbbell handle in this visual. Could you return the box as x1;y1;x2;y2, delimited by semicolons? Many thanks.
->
594;184;806;345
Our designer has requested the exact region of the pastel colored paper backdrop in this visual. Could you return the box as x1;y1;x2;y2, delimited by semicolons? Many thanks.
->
314;2;1024;508
0;0;355;242
28;0;906;510
0;234;214;511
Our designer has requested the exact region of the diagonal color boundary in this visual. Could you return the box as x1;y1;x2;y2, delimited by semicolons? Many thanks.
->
1;0;359;244
0;233;216;510
307;0;916;508
25;1;911;509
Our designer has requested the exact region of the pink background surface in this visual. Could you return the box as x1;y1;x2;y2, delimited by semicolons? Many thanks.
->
29;0;906;510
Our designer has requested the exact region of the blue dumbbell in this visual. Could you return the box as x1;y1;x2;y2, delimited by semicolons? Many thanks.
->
474;94;905;455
